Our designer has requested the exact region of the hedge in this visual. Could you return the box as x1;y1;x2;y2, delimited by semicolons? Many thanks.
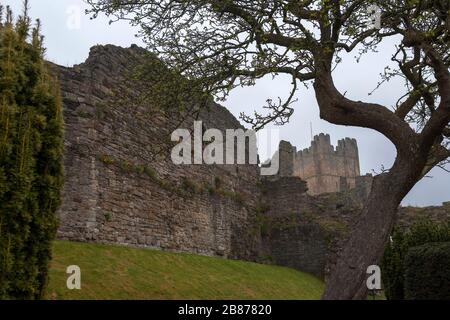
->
381;221;450;300
404;242;450;300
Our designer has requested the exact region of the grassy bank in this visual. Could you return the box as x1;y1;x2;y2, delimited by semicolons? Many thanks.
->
46;241;324;300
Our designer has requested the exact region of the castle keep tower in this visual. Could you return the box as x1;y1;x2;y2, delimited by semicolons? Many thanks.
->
276;133;361;195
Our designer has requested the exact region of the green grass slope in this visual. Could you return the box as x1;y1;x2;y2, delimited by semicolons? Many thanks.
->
46;241;324;300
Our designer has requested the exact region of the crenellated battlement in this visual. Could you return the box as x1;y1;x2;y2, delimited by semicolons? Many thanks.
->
298;134;359;158
336;137;358;157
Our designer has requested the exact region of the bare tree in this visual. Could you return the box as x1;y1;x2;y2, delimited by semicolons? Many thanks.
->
87;0;450;299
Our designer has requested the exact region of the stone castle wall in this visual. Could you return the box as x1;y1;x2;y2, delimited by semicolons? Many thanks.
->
51;44;449;280
259;178;450;278
50;45;356;276
51;45;262;260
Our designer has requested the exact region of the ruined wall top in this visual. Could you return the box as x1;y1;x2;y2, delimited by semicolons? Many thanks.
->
298;133;359;158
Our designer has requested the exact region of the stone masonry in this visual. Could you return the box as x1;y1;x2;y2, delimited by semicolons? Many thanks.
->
51;44;450;279
50;44;261;261
274;134;370;195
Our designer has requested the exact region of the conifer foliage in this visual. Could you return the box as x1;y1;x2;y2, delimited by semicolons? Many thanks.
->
0;2;63;299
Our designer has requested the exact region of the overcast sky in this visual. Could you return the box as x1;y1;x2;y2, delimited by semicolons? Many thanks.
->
5;0;449;206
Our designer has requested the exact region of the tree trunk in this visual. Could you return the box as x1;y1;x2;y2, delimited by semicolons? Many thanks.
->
321;166;416;300
311;59;440;300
